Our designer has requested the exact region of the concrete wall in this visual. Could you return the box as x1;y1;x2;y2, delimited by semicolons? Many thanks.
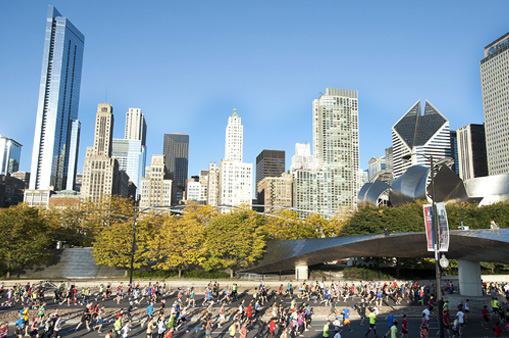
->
20;247;124;279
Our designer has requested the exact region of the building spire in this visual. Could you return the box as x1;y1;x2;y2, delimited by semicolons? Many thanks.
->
232;108;239;118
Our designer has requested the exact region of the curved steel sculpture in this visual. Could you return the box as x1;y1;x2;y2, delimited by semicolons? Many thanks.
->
358;180;390;206
389;165;429;206
246;229;509;273
464;174;509;206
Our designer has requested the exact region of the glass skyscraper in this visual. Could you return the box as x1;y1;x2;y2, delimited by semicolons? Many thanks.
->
112;138;146;196
163;133;189;204
481;32;509;175
0;135;22;176
29;5;84;191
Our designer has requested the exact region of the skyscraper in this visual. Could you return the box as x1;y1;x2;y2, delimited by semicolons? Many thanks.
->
257;172;292;212
163;133;189;204
457;124;488;180
112;139;146;195
81;104;128;201
225;109;243;162
30;5;84;191
392;100;451;179
450;131;459;175
481;32;509;175
255;150;285;193
140;155;172;209
290;142;332;217
0;135;22;176
313;88;359;211
219;110;252;208
125;108;147;146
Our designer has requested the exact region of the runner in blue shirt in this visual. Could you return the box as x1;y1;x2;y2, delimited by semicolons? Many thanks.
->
343;307;353;332
383;311;395;338
141;302;154;328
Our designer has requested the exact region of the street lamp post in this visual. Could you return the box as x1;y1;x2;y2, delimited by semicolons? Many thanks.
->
129;198;139;286
402;153;445;338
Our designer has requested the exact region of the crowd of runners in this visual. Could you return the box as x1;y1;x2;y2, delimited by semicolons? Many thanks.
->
0;279;507;338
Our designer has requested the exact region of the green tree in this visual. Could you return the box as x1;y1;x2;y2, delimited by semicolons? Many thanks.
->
204;209;266;277
0;205;55;277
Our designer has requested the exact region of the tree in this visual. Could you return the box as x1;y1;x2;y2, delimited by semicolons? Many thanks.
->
147;214;206;277
92;208;159;269
264;209;316;240
0;205;55;277
182;202;219;224
317;209;351;238
339;202;425;236
204;209;266;277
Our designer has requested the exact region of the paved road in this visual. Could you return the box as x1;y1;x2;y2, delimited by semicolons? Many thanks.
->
55;317;498;338
0;285;501;338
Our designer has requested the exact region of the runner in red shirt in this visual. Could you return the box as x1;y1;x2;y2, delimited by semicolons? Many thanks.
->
482;305;490;330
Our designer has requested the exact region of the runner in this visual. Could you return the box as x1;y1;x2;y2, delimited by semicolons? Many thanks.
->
365;308;378;338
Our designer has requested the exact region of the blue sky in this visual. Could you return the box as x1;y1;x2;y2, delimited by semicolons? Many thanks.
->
1;0;508;181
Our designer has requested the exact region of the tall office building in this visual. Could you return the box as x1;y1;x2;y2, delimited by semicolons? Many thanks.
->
112;139;146;194
225;109;243;162
457;124;488;180
207;163;220;206
219;160;252;207
0;135;22;176
290;143;317;171
481;32;509;175
219;110;252;208
255;150;285;193
163;133;189;204
30;6;84;191
139;155;172;209
198;170;209;204
392;100;451;179
125;108;147;146
367;156;386;181
81;104;127;201
385;147;394;169
313;88;360;211
450;131;459;175
290;143;331;217
257;172;292;212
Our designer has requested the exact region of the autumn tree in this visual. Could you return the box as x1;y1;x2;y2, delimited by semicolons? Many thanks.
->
92;207;160;270
264;209;316;240
0;205;55;277
147;213;206;278
204;208;266;278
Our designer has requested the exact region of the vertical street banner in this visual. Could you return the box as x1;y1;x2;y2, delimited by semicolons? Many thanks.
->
423;203;450;252
436;202;450;252
423;204;434;251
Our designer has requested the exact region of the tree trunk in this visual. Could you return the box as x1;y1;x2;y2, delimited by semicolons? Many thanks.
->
178;268;182;279
230;269;234;279
5;271;10;279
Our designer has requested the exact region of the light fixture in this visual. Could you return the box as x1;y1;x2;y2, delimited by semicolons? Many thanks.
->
439;254;449;269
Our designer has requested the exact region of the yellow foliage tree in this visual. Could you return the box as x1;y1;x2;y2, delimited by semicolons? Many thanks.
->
147;214;206;278
92;207;159;269
264;209;316;240
204;208;266;278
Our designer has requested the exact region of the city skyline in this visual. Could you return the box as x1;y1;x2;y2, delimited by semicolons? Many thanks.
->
2;1;509;181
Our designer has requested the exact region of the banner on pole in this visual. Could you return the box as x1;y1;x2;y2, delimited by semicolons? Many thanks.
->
436;202;450;252
423;203;450;252
423;204;434;252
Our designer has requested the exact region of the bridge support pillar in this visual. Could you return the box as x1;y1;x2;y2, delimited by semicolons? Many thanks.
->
458;259;482;296
295;264;308;280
